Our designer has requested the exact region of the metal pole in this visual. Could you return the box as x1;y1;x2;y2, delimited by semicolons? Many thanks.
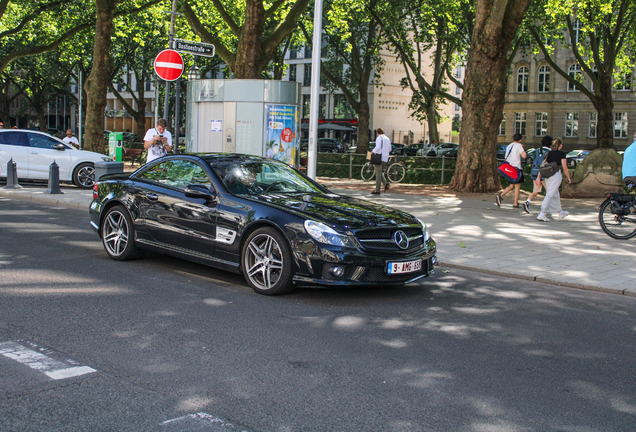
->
79;70;83;149
154;75;159;127
162;0;178;124
307;0;323;180
174;78;180;154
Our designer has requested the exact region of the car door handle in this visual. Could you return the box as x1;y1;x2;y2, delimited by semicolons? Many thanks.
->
146;193;159;201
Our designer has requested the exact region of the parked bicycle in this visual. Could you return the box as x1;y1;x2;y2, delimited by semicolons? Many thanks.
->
598;181;636;239
361;156;406;183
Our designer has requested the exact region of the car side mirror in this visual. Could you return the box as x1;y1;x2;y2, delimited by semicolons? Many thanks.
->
53;143;66;151
185;184;216;202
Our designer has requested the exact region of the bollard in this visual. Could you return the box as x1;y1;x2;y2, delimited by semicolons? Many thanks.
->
44;160;64;194
4;158;23;189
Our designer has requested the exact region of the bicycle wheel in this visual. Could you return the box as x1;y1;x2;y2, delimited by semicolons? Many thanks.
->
598;199;636;239
361;162;375;181
386;162;406;183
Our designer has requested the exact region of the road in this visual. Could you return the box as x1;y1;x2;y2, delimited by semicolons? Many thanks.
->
1;198;636;431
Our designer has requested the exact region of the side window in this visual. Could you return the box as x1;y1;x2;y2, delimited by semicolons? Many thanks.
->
0;132;27;146
28;134;60;149
162;160;211;190
139;162;166;182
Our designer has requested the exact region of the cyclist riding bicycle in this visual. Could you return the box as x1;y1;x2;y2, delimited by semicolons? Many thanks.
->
623;131;636;187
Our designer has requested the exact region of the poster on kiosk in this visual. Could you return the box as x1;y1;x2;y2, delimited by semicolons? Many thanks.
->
264;104;299;166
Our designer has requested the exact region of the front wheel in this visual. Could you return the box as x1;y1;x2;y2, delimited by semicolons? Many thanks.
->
598;199;636;240
73;162;95;189
361;162;375;181
386;162;406;183
101;205;143;260
242;227;295;295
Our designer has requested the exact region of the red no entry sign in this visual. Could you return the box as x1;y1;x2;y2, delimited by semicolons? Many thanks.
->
154;49;184;81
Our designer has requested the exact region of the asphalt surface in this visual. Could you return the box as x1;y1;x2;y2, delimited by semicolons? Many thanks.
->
1;195;636;431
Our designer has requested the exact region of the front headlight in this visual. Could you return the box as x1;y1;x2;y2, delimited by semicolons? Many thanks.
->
101;156;112;162
418;218;431;242
304;220;356;248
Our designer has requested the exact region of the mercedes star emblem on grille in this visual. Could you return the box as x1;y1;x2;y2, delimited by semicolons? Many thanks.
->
393;230;409;250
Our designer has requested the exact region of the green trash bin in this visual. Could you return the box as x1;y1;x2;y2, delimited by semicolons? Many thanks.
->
108;132;123;161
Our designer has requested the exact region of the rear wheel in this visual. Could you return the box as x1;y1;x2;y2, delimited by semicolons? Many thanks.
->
242;227;295;295
598;199;636;239
361;162;375;181
386;162;406;183
73;162;95;189
101;205;142;260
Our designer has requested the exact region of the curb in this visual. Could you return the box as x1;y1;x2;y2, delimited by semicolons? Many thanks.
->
0;189;90;210
437;262;633;297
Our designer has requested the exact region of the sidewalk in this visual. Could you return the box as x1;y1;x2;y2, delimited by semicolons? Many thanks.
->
2;177;635;297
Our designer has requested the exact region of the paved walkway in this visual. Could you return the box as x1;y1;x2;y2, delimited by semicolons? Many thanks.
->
2;177;635;297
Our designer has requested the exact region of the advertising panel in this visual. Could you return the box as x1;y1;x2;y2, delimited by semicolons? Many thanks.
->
265;105;299;166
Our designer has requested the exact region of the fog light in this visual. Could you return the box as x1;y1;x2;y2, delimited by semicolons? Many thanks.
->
431;256;437;265
332;266;345;278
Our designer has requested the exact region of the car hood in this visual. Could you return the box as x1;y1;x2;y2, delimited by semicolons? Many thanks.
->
69;148;109;161
249;192;420;230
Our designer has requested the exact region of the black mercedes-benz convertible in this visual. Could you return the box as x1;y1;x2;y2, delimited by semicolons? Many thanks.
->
89;154;437;295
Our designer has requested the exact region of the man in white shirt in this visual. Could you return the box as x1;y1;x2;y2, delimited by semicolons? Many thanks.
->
371;127;392;195
62;129;79;148
144;118;172;163
496;133;527;209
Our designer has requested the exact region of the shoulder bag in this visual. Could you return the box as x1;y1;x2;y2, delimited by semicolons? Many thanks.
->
370;137;384;165
539;152;560;179
497;144;522;184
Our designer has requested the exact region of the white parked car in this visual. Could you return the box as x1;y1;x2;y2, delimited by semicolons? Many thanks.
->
0;129;110;188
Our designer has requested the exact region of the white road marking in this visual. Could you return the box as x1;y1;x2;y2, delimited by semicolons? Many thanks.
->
161;412;250;431
0;341;96;380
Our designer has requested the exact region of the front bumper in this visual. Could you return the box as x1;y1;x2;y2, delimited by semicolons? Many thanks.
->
292;239;437;287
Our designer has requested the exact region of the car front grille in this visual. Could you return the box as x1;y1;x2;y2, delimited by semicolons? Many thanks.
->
354;227;423;253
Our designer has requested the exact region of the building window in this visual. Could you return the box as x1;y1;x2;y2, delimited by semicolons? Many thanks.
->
517;66;529;93
303;64;311;86
319;94;327;119
570;19;582;44
589;112;597;138
289;49;297;60
455;103;460;112
498;113;506;136
615;73;632;91
289;65;297;82
455;86;461;95
333;94;355;119
454;66;462;78
614;112;628;138
565;112;579;137
535;112;548;136
304;46;312;58
537;66;550;92
568;64;582;91
514;112;526;136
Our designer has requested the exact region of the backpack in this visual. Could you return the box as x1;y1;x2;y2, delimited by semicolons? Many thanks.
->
531;151;545;179
539;152;560;178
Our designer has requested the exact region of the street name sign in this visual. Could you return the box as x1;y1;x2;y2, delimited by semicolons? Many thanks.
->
154;49;184;81
174;39;215;58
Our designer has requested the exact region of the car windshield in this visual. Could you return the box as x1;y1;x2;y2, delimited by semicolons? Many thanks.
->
208;158;325;196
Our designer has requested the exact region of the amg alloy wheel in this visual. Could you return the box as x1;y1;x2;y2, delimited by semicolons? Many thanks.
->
242;227;294;295
101;206;142;260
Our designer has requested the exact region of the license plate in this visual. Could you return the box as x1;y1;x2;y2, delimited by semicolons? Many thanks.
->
387;259;422;275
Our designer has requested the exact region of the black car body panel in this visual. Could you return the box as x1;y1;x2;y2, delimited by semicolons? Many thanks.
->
90;154;436;291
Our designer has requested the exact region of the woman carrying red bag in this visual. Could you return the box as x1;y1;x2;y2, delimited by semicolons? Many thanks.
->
495;133;527;209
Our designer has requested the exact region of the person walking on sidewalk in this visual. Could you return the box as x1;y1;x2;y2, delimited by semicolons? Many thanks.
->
495;133;526;209
536;138;571;222
522;135;552;214
622;132;636;185
370;128;391;195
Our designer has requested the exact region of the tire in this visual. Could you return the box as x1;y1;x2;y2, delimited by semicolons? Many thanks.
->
101;205;143;260
386;162;406;183
598;199;636;240
241;227;295;295
73;162;95;189
361;162;375;181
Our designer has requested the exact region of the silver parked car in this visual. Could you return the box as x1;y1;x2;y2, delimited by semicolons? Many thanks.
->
0;129;110;188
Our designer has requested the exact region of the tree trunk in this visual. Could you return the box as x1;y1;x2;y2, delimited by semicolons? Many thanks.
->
84;0;118;153
356;99;371;153
593;74;615;149
234;0;265;79
449;0;531;192
426;99;439;144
